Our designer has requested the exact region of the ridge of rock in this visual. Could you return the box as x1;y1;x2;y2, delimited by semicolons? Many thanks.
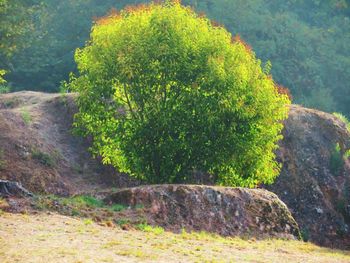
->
105;184;301;240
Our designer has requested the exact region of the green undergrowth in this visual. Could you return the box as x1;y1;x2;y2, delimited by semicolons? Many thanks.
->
20;108;32;125
34;195;126;212
136;223;165;235
333;112;350;133
31;149;56;167
33;194;146;228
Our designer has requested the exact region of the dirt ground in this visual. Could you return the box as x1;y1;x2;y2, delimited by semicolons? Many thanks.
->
0;212;349;263
0;91;138;195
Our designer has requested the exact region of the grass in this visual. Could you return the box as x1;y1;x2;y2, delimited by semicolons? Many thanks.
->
0;212;349;263
0;84;9;94
0;148;5;170
61;195;105;208
21;109;32;125
334;112;350;132
110;204;126;212
136;223;165;235
31;149;56;167
330;143;344;176
34;194;128;217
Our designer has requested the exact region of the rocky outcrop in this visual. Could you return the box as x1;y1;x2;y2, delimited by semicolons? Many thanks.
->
2;92;350;248
266;105;350;249
105;185;301;239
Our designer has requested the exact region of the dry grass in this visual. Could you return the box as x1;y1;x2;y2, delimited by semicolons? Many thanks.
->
0;212;349;263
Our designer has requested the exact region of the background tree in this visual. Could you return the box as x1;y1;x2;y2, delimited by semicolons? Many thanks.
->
69;1;290;187
4;0;349;118
0;0;38;83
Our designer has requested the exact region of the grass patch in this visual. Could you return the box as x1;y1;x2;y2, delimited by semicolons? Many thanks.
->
0;148;5;170
330;143;344;176
31;149;55;167
115;218;130;227
2;213;350;263
0;84;9;94
300;228;310;242
136;223;165;235
110;204;126;212
21;109;32;125
334;112;350;132
34;194;128;218
61;195;105;208
345;149;350;159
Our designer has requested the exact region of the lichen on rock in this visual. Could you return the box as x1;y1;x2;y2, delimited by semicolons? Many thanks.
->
105;184;301;240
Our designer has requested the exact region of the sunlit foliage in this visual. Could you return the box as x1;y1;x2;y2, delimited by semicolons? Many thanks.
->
4;0;350;118
69;1;290;187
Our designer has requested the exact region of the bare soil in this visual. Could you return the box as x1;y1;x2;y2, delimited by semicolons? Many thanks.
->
0;91;138;195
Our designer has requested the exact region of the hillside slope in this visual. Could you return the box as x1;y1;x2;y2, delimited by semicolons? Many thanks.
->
0;91;350;249
0;91;137;195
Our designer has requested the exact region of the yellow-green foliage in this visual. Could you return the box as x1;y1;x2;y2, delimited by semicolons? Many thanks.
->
69;1;290;187
136;223;165;235
0;69;9;94
333;112;350;133
21;109;32;125
0;69;6;84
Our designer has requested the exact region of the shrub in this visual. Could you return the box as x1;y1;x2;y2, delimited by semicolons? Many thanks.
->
31;149;55;167
333;112;350;133
330;143;344;176
0;70;9;94
0;69;6;84
69;1;290;187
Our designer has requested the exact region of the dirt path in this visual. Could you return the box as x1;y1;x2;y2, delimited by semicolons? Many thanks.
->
0;212;349;263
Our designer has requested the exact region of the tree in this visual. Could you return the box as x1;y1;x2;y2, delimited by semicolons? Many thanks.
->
6;0;145;92
0;0;38;83
5;0;350;119
69;2;290;187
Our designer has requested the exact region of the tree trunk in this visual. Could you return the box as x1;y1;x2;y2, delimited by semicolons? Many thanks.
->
0;180;33;197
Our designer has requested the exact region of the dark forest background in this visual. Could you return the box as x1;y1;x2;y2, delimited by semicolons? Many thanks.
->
1;0;350;116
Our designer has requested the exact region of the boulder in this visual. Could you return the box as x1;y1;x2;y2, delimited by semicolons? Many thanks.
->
266;105;350;248
105;184;300;239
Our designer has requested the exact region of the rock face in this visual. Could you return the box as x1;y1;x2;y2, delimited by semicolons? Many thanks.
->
105;185;301;239
266;105;350;248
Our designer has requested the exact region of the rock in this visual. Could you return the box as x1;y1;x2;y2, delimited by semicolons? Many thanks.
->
266;105;350;248
0;180;33;197
105;185;301;240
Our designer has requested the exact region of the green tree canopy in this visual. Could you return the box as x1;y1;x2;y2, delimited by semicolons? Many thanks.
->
0;0;38;83
69;1;290;187
5;0;350;118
